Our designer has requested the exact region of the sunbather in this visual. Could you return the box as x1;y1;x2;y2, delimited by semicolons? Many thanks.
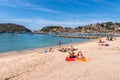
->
58;48;70;52
48;48;54;52
69;51;76;58
70;45;77;51
76;51;84;58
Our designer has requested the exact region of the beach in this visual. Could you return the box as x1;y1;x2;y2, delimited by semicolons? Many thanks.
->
0;37;120;80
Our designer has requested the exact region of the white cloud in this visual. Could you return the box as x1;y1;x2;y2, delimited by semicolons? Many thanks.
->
13;18;83;25
0;0;60;13
1;15;119;30
16;2;59;13
0;17;85;28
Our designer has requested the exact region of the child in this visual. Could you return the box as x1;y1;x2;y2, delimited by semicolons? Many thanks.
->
76;51;84;58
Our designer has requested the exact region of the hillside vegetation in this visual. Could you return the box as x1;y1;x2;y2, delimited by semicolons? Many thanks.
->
0;23;31;33
38;22;120;33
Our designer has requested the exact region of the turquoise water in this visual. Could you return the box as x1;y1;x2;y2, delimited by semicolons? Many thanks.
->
0;33;90;53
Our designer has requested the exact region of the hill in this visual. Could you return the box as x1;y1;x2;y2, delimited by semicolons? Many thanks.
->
37;22;120;33
76;22;120;33
0;23;31;33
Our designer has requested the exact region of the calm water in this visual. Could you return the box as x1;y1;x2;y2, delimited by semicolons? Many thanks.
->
0;33;90;53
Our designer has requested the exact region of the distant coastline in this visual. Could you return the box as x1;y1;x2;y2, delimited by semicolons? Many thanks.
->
1;22;120;34
35;22;120;34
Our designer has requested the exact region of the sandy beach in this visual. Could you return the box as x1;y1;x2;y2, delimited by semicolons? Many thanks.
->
0;37;120;80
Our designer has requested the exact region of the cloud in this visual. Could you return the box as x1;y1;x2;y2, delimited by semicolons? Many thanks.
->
1;14;119;30
0;0;60;13
13;18;84;26
0;0;120;30
1;17;114;26
17;2;60;13
0;17;85;28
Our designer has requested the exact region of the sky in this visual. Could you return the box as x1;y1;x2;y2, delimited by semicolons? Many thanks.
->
0;0;120;30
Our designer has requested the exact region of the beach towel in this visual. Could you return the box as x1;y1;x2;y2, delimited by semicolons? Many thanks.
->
99;43;109;46
65;56;86;62
65;56;76;61
76;57;86;62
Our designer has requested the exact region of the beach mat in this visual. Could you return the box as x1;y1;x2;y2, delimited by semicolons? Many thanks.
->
65;56;76;61
76;57;86;62
65;56;86;62
99;43;109;46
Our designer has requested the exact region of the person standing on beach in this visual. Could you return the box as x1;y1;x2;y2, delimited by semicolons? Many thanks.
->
58;40;61;48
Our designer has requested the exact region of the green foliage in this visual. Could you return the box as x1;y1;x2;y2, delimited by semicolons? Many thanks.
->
115;22;120;25
40;26;63;32
36;22;120;33
75;26;83;30
0;23;31;33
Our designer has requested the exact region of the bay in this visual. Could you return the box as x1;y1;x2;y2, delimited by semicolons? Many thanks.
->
0;33;90;53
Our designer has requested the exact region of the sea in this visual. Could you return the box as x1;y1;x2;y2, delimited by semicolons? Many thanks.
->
0;33;90;53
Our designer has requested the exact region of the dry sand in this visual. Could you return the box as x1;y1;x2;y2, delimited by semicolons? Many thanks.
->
0;38;120;80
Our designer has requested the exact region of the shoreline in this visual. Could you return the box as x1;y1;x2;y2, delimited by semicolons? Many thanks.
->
0;37;120;80
0;38;97;57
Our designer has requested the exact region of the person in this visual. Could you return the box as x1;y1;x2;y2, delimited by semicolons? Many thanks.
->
58;40;61;48
76;51;84;58
109;36;113;41
69;51;76;58
106;36;109;41
48;48;54;52
70;45;76;51
98;38;104;43
58;48;66;52
58;48;70;52
44;48;54;53
99;38;102;43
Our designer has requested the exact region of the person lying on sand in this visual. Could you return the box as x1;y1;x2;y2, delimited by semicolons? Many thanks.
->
69;51;76;58
58;48;66;52
58;48;70;52
70;45;77;51
43;48;54;53
48;48;54;52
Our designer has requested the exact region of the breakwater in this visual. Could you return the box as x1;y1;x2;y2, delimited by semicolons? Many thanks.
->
52;32;113;39
53;35;99;39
